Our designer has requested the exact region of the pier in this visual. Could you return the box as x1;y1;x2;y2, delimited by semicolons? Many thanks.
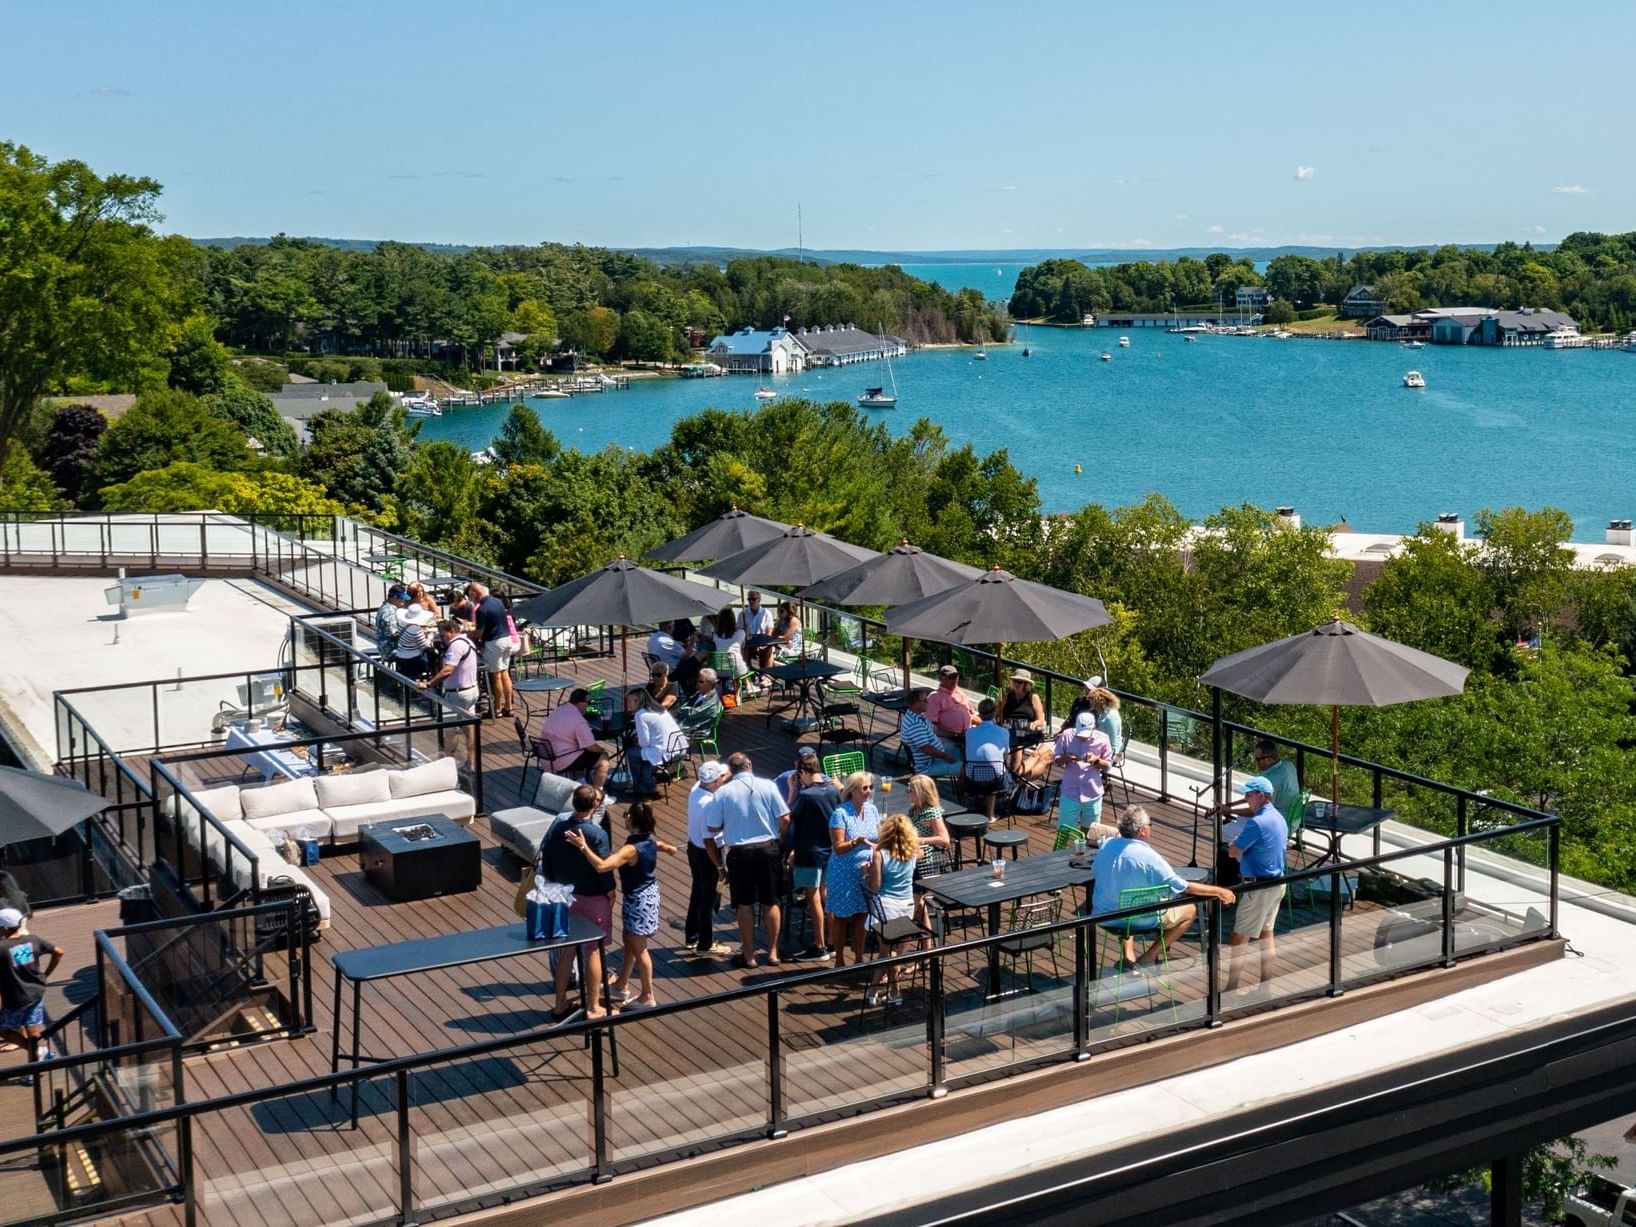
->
429;373;632;409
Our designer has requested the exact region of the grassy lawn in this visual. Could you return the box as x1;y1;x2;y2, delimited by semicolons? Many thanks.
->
1276;312;1362;335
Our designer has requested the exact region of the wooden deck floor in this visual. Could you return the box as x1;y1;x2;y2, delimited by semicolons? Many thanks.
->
17;650;1540;1227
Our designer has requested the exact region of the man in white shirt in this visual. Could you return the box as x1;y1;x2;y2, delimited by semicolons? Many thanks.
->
632;702;684;796
684;761;731;956
737;591;774;639
647;621;687;670
706;752;791;970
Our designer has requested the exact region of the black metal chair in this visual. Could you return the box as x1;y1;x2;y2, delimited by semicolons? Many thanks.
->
998;895;1063;995
512;716;541;800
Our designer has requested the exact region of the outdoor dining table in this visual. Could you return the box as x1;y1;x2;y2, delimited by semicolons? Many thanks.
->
515;673;575;717
762;658;848;732
1303;803;1397;868
919;849;1097;998
328;916;610;1127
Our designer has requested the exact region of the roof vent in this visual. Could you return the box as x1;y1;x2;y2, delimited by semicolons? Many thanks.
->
1607;520;1634;547
1275;506;1300;530
1434;513;1464;541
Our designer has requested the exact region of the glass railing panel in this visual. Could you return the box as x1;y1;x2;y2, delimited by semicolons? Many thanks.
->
1341;856;1449;987
62;686;159;757
407;1043;591;1217
156;675;264;752
606;997;768;1163
779;963;928;1121
1221;875;1331;1013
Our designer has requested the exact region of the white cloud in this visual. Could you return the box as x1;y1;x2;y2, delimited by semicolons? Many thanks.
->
1295;166;1316;181
1000;184;1017;192
1552;184;1589;194
1206;224;1224;235
1000;227;1014;235
1526;224;1547;235
1173;213;1188;221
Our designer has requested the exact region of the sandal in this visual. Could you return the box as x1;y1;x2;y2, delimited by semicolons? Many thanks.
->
731;954;758;970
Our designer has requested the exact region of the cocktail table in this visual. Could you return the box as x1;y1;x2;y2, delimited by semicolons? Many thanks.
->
359;816;481;901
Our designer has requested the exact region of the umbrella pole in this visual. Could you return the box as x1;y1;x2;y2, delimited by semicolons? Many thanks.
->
995;642;1005;688
901;637;912;696
621;626;629;689
1330;704;1341;810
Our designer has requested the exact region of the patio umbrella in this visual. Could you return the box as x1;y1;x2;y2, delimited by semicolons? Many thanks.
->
1198;617;1469;812
884;565;1111;685
0;766;113;847
510;557;730;684
803;540;984;692
645;506;790;564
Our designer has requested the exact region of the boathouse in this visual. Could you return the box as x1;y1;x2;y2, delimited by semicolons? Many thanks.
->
705;326;807;374
794;323;907;366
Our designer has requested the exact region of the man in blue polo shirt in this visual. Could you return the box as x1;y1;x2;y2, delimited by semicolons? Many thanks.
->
1225;775;1288;993
1092;809;1235;968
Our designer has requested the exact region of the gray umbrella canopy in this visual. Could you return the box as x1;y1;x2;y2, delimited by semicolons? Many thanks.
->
645;507;790;564
1199;619;1468;707
698;525;879;588
1199;618;1469;809
510;558;726;629
885;566;1111;646
803;540;983;606
0;766;113;845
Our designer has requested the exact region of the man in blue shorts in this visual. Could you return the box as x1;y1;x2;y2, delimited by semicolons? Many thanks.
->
0;908;63;1063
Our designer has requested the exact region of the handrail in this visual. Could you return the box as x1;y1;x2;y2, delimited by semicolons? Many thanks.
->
0;812;1557;1159
148;758;260;911
336;515;546;597
93;931;186;1044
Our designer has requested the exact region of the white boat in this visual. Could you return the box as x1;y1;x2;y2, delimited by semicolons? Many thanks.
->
858;323;900;408
1403;371;1426;389
973;350;988;361
1622;331;1636;353
401;393;442;418
1184;335;1198;343
1117;336;1130;348
536;388;571;399
1100;352;1112;361
1541;328;1585;350
754;387;777;401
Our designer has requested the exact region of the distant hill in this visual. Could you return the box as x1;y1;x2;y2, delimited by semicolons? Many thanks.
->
191;237;1537;264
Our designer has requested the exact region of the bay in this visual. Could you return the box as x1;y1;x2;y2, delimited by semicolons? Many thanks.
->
418;326;1636;536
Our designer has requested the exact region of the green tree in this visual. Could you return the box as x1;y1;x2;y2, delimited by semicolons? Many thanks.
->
93;388;251;490
99;461;343;517
299;391;417;514
491;405;560;468
398;441;488;543
1262;299;1297;325
560;306;621;358
615;307;675;364
0;447;67;511
202;386;299;457
165;314;232;395
0;143;191;462
39;402;108;502
233;358;288;392
1363;527;1500;672
1473;505;1575;640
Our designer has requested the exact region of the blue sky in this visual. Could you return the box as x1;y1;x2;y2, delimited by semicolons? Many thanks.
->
5;0;1633;251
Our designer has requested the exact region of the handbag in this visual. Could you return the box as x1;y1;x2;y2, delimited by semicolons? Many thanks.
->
512;863;537;918
526;897;570;940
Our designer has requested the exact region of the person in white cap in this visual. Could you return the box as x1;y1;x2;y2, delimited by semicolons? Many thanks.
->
684;761;731;957
1051;712;1115;850
0;908;62;1058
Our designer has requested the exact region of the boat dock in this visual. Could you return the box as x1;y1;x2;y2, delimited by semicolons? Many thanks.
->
433;374;632;408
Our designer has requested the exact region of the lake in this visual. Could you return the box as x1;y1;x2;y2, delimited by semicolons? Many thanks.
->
418;327;1636;536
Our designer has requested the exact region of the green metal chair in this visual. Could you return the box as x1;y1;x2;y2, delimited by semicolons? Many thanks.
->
985;684;1002;703
822;750;867;781
1095;884;1180;1024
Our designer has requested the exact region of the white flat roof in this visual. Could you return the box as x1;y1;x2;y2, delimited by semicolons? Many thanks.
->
0;574;311;768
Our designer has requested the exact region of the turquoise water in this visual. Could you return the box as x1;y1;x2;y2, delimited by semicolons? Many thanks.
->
896;262;1027;299
421;327;1636;534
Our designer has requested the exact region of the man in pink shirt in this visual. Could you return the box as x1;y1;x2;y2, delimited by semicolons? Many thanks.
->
926;665;979;740
536;689;609;777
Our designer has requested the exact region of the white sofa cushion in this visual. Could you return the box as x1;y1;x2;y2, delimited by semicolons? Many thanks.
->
240;777;320;820
327;790;476;840
244;809;334;841
190;784;244;823
225;821;283;862
388;757;459;799
314;769;391;810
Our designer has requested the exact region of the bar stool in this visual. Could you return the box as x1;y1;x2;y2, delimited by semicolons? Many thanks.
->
945;813;989;869
984;829;1030;860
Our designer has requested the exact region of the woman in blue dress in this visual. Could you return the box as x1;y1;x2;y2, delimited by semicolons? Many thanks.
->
826;771;881;967
566;801;676;1010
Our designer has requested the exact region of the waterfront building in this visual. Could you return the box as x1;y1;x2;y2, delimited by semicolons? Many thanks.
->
1340;284;1384;318
1364;307;1579;346
1234;285;1270;310
792;323;907;366
704;325;807;374
1096;310;1239;328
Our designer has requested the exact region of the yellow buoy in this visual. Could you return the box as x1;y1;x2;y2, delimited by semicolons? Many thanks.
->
1073;464;1082;475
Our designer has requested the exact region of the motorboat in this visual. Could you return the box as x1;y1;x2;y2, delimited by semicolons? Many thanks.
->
1541;328;1585;350
1117;336;1131;348
1184;335;1198;343
1021;346;1030;357
402;394;442;418
536;388;571;399
973;350;988;360
754;387;777;401
1622;331;1636;353
857;385;897;409
1401;340;1425;349
1100;352;1112;361
1403;371;1426;389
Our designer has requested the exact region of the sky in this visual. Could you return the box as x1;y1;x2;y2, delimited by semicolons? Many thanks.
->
5;0;1634;252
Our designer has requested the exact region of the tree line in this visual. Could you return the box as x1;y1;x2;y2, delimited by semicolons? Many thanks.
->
1010;234;1636;330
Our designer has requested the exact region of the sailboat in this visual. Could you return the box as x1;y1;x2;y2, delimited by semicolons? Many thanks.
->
858;325;899;409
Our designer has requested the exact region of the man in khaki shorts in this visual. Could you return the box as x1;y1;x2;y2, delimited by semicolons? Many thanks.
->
1090;808;1235;969
1224;776;1289;993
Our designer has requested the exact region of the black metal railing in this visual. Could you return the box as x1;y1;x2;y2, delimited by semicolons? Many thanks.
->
0;813;1558;1227
55;668;295;759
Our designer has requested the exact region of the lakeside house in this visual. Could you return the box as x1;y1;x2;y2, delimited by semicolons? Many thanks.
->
793;323;907;366
1234;285;1270;310
1339;284;1384;318
704;326;808;374
1096;310;1242;328
1363;307;1579;346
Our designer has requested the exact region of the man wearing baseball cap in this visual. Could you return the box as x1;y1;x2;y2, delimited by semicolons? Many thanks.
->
1051;712;1116;850
1224;776;1288;994
0;908;63;1060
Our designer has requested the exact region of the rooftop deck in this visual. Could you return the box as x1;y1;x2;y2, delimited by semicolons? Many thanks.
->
1;646;1555;1227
